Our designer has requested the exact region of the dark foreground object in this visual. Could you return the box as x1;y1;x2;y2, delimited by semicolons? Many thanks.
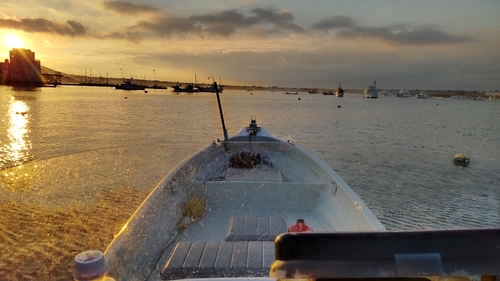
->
271;228;500;279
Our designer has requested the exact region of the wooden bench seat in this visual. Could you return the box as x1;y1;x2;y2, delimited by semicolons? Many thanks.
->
160;241;274;280
225;216;287;242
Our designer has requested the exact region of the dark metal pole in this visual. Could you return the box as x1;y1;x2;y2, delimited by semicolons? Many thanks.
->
213;81;228;141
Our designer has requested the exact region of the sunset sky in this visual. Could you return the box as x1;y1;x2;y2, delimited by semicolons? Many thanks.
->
1;0;499;90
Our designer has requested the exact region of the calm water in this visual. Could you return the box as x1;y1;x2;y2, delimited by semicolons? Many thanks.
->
1;85;499;280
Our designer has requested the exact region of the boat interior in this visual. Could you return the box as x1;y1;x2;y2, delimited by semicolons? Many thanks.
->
105;139;385;280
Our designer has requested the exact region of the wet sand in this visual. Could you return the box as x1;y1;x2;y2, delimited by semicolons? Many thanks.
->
0;144;201;280
0;187;147;280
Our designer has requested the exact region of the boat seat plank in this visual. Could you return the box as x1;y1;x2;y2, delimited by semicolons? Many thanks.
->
225;216;287;242
160;241;274;280
225;168;283;182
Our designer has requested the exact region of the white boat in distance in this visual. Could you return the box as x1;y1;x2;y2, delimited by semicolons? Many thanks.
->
397;89;411;97
364;79;378;98
416;90;432;99
379;90;395;97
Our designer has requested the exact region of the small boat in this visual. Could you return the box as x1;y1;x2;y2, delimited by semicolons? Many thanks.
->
364;79;378;98
323;91;334;95
115;78;145;90
100;93;386;279
171;83;199;93
379;90;395;97
284;92;298;95
416;90;432;99
471;95;486;100
197;85;224;93
335;83;344;97
397;89;410;98
451;94;469;99
308;89;318;94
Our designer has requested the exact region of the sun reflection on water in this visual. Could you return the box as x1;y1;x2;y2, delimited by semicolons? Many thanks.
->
1;97;33;182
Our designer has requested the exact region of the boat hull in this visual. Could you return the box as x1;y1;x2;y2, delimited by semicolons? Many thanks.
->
104;126;385;280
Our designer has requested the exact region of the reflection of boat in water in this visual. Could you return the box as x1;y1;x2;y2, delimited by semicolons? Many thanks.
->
335;83;344;97
171;83;199;93
115;78;145;90
101;91;386;279
364;79;378;98
397;89;410;97
416;90;432;99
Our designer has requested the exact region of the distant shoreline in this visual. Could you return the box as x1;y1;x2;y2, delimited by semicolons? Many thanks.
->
2;81;497;99
4;68;498;98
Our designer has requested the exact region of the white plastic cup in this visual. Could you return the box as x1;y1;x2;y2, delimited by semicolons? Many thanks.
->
74;250;109;281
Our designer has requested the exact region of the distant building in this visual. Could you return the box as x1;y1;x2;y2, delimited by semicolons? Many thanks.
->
0;48;43;85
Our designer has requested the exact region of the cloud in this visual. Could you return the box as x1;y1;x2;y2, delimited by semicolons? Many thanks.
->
102;1;159;15
0;18;100;37
133;15;200;37
132;8;304;38
311;15;354;30
311;16;471;45
105;31;142;44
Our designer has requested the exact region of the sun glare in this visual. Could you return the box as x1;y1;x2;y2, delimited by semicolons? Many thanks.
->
4;34;24;49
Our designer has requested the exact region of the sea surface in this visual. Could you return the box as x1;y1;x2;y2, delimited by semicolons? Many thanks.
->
1;85;499;280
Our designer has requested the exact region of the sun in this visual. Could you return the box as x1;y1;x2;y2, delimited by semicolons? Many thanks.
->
4;34;24;49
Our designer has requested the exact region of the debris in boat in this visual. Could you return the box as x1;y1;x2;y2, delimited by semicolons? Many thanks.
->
453;153;470;167
229;152;261;168
287;218;313;233
181;196;206;220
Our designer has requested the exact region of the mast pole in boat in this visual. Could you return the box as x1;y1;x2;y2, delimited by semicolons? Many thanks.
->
209;76;228;141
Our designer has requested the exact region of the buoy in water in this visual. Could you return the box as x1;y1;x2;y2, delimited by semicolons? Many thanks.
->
337;105;341;108
298;98;301;100
453;153;470;167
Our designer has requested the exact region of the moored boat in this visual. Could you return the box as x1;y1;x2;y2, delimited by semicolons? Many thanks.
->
197;84;224;93
416;90;432;99
364;79;378;98
335;83;344;97
379;90;395;97
397;89;410;97
115;78;145;90
171;83;199;93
